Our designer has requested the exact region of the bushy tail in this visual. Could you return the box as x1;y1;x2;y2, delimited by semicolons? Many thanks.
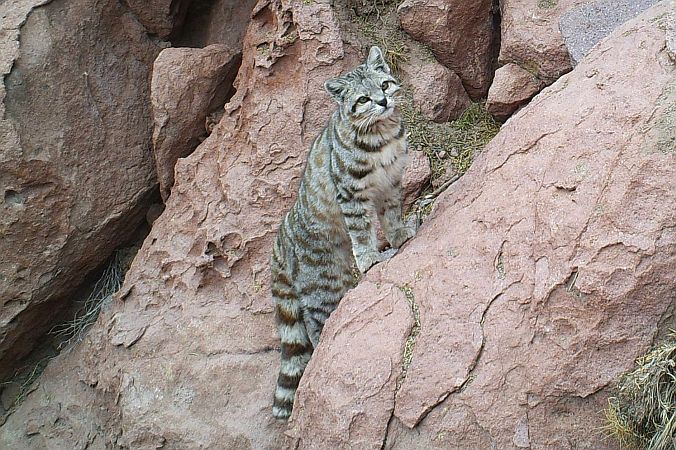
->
272;293;313;420
272;340;313;419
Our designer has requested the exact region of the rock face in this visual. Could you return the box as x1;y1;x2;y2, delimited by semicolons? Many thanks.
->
486;63;544;121
0;0;159;381
151;44;241;200
289;3;675;449
401;56;471;123
398;0;497;99
402;151;431;211
1;2;673;450
0;1;367;448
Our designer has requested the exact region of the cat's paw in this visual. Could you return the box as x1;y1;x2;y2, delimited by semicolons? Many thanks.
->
356;251;382;273
356;248;399;273
390;226;416;248
380;247;399;260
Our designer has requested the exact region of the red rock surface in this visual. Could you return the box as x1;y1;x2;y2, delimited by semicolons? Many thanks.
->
499;0;587;84
398;0;497;99
290;3;675;448
402;150;431;211
486;63;545;121
401;55;471;123
151;44;240;200
0;0;160;381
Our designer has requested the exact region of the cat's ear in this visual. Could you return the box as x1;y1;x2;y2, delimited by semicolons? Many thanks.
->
366;46;390;74
325;77;349;101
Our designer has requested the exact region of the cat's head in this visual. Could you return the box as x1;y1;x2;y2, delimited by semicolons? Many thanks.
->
324;46;401;129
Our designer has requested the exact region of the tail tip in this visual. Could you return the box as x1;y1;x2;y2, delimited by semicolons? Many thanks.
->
272;405;292;420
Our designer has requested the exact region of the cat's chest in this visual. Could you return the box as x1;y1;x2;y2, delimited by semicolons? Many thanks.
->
360;139;407;190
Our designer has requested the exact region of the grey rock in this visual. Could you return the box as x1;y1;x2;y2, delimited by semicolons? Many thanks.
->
560;0;660;65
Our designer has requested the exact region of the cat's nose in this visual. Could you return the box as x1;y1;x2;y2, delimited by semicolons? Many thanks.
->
376;97;388;107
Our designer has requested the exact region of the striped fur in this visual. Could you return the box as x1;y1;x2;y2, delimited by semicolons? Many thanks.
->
271;47;416;419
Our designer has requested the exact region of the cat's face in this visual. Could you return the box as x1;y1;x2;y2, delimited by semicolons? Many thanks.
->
325;46;400;130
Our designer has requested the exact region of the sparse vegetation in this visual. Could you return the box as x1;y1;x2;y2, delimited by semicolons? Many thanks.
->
0;356;51;421
397;284;421;390
603;332;676;450
537;0;557;9
402;96;499;220
50;247;136;350
402;98;499;180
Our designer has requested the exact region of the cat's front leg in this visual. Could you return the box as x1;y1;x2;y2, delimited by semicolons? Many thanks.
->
337;194;380;273
377;192;416;249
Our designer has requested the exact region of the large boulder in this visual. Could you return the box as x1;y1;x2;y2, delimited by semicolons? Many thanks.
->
398;0;498;99
151;44;241;200
0;0;159;382
496;0;660;113
0;1;365;448
289;3;675;448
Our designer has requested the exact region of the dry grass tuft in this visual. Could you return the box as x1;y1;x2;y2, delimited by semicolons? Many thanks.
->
49;248;136;350
402;96;500;221
401;96;499;180
603;332;676;450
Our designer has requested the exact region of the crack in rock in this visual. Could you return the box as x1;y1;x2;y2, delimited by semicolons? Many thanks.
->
395;284;421;392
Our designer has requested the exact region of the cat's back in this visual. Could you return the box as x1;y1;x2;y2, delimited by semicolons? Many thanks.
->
278;114;346;244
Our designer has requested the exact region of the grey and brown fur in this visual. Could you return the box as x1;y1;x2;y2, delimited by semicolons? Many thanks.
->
271;47;415;419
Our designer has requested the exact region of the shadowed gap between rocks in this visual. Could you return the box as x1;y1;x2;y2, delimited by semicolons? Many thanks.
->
152;0;256;200
0;205;158;424
169;0;259;48
491;0;502;78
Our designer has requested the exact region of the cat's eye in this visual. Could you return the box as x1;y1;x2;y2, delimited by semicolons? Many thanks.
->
381;81;392;91
357;96;370;104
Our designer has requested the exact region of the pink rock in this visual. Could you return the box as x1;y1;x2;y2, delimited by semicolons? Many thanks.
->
1;2;673;449
151;44;240;201
486;63;545;121
398;0;497;99
0;1;361;447
401;56;471;123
